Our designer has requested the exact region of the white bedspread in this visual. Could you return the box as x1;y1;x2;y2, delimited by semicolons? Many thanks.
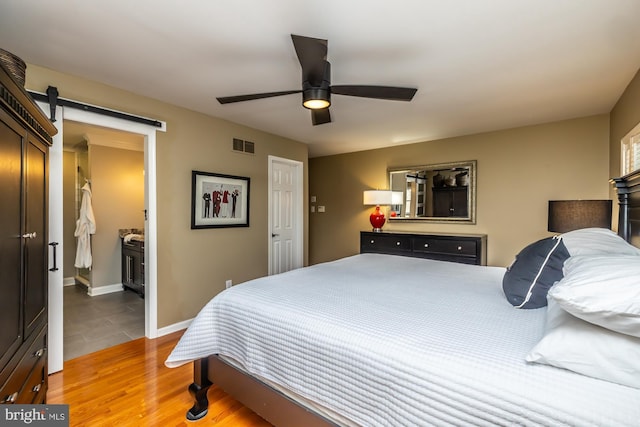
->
166;254;640;426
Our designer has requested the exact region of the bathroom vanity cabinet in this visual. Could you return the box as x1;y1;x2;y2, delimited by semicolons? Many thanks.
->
121;238;145;297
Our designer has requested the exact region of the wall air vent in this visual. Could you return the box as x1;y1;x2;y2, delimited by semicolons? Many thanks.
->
232;138;255;155
232;138;244;152
243;141;255;154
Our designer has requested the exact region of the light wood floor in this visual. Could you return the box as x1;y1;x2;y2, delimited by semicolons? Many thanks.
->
47;330;272;427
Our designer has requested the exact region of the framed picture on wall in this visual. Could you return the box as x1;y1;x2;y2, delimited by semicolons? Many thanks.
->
191;170;250;229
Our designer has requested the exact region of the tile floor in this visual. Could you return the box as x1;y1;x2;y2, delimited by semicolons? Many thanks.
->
63;284;145;361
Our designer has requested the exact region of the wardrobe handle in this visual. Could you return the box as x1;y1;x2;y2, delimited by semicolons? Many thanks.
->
49;242;59;271
4;392;18;403
22;232;37;239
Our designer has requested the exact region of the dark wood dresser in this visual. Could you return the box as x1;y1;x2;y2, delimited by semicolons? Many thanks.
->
0;62;56;404
360;231;487;265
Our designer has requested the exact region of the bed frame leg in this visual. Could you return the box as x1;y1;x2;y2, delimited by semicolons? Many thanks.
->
186;358;212;421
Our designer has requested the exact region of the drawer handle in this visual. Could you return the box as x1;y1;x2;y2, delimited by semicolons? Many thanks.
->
32;384;42;393
396;241;401;246
34;348;45;358
4;392;18;403
424;243;429;248
370;240;375;244
457;246;463;251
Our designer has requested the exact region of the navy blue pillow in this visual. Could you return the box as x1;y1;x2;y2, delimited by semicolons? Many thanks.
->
502;236;570;309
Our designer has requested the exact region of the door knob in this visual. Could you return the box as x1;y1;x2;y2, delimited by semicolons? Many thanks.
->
272;233;279;238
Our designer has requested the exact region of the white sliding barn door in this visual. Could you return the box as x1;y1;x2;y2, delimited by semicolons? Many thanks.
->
269;156;303;275
38;101;64;374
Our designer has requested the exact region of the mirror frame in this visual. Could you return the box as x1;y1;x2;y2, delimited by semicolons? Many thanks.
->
388;160;477;224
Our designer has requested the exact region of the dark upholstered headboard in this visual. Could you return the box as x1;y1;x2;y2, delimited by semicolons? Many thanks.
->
611;170;640;248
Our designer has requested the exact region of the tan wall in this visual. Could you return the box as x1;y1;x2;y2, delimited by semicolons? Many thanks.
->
610;68;640;178
609;67;640;228
26;64;308;328
89;144;144;288
310;115;610;267
62;151;76;277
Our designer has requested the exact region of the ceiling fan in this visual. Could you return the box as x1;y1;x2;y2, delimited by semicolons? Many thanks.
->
216;34;418;125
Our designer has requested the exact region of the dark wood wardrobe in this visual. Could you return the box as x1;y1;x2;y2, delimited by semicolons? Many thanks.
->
0;62;56;404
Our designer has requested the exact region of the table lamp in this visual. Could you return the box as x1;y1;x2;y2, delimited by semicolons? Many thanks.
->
548;200;612;233
363;190;394;232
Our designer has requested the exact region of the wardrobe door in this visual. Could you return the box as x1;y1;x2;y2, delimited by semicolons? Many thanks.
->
0;113;23;371
23;135;48;339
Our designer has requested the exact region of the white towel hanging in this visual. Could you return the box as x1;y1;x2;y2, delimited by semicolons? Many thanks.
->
74;182;96;269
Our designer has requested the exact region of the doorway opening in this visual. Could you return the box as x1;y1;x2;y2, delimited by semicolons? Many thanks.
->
42;101;164;374
62;120;146;360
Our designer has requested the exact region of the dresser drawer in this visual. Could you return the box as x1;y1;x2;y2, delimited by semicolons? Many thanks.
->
0;326;47;404
360;231;487;265
360;233;411;255
412;237;477;257
17;352;46;404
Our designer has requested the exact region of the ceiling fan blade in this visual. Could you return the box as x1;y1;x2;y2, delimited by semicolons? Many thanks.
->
291;34;328;86
217;90;301;104
311;108;331;126
331;85;417;101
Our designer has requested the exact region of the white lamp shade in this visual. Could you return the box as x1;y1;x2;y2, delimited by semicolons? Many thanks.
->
391;191;403;205
363;190;394;206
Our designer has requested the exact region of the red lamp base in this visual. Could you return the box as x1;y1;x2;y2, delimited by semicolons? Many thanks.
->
369;205;386;232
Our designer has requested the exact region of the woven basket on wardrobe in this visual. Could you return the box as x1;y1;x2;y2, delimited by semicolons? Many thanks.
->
0;49;27;87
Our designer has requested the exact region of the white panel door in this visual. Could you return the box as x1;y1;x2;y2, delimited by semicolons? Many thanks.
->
269;157;303;275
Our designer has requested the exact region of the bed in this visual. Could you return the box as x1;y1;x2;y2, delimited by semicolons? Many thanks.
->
166;171;640;426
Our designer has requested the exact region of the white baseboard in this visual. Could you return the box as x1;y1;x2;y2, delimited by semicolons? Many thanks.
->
88;283;124;296
156;318;192;337
63;277;76;286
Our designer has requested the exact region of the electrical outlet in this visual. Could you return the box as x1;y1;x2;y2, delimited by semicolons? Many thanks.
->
317;206;326;213
225;279;232;289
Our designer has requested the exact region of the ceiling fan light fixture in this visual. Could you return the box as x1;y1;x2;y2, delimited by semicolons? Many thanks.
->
217;35;417;125
302;88;330;109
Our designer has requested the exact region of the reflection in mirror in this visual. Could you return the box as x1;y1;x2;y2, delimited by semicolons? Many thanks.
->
388;160;476;223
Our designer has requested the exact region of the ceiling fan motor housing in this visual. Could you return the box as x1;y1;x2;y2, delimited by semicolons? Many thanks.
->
302;61;331;109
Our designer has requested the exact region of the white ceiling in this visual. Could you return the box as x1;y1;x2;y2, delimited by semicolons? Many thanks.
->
2;0;640;157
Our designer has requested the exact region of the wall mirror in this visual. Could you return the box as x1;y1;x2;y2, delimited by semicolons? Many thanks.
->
388;160;476;224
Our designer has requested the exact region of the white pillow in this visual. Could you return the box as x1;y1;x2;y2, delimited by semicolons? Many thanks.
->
526;298;640;389
548;255;640;337
560;228;640;257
